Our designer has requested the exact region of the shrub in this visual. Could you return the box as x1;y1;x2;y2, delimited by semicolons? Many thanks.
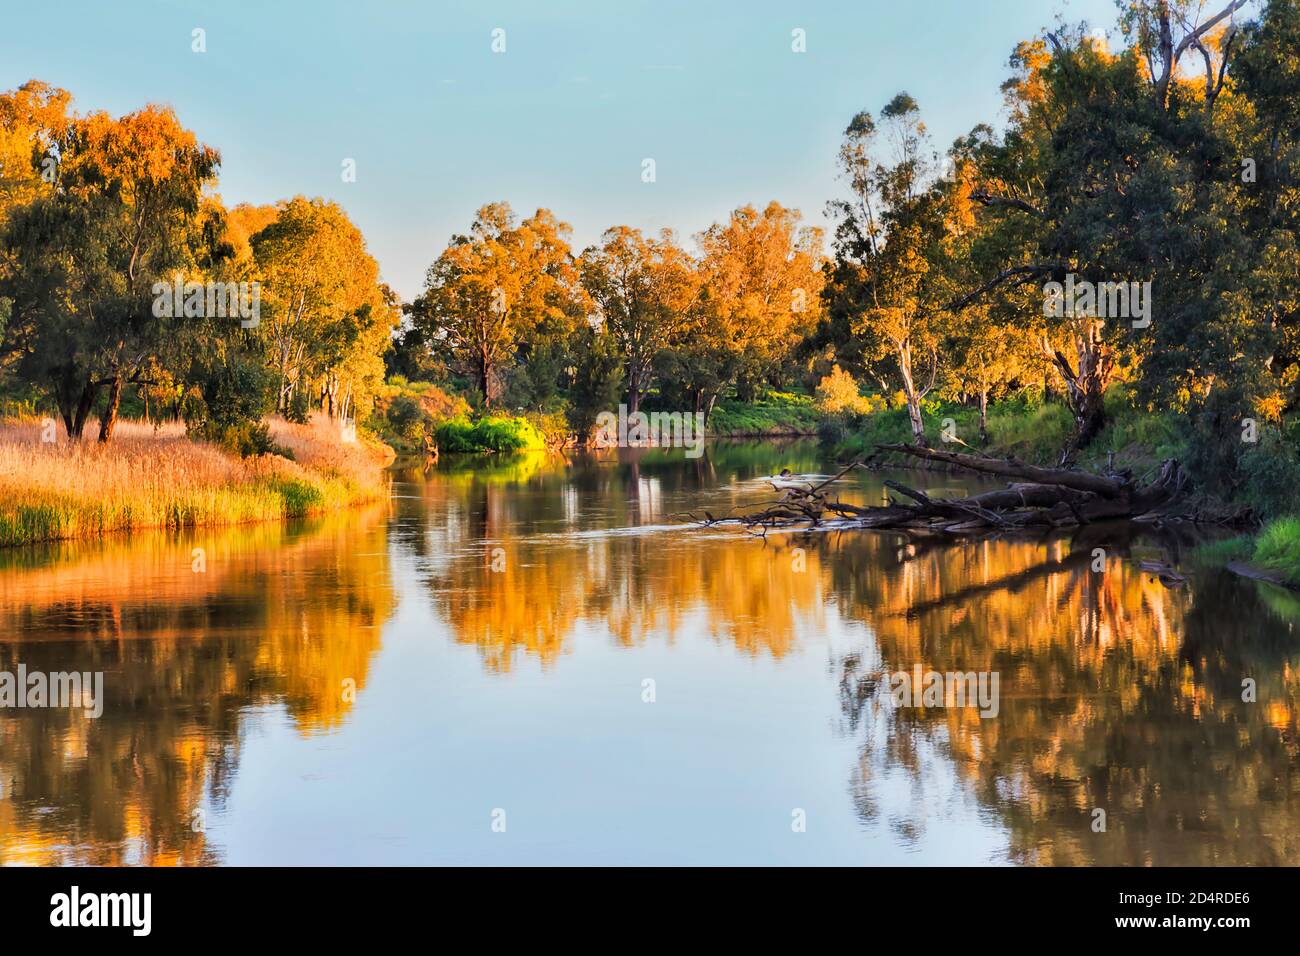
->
1239;434;1300;521
433;415;547;453
386;394;426;443
204;420;280;458
815;365;878;415
524;409;572;448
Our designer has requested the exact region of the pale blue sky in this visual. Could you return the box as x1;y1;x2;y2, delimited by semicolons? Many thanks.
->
1;0;1118;300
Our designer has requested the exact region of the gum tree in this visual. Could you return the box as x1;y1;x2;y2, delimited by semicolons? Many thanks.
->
1;99;220;441
412;203;582;407
579;225;698;415
828;94;961;445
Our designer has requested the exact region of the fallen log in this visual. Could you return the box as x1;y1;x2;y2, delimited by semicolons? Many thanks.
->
677;446;1196;536
872;443;1125;497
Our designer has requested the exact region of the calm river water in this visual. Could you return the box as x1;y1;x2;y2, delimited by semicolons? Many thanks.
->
1;441;1297;865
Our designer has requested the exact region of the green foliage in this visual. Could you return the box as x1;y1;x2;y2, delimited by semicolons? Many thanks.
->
829;391;1168;469
284;386;312;424
1239;434;1300;521
433;415;546;453
385;393;425;442
1189;535;1255;568
708;390;822;436
202;420;280;458
181;352;280;457
269;477;326;514
566;326;624;441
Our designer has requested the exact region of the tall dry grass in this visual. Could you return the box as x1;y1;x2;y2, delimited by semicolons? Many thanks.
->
0;414;393;547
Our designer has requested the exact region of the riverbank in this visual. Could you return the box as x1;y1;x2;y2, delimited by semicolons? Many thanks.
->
706;392;822;437
1195;517;1300;589
0;415;394;547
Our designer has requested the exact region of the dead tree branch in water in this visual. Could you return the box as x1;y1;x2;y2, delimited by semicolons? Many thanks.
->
676;445;1215;536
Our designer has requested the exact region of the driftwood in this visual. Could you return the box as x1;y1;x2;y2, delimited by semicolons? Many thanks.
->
678;444;1203;536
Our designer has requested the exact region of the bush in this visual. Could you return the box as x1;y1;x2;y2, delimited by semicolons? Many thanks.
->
433;415;547;453
524;408;572;448
182;353;279;457
386;394;426;443
1239;434;1300;521
203;420;280;458
373;381;473;451
815;365;880;416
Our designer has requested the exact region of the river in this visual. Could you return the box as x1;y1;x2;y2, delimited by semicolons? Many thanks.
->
1;440;1297;865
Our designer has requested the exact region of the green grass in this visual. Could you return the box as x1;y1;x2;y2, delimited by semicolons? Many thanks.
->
708;391;822;436
1190;534;1255;568
830;389;1187;475
1253;517;1300;586
1190;517;1300;589
270;477;329;514
987;402;1076;461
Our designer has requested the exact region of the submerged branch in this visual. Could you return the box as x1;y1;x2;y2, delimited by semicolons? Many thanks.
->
677;447;1205;537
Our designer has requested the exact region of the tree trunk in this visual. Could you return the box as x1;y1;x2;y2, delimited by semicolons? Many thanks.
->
97;376;123;444
1051;325;1112;463
475;351;492;408
897;342;927;446
704;392;718;427
627;368;642;416
978;388;989;445
62;379;97;440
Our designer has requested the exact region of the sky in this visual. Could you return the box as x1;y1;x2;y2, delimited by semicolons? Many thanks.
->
1;0;1120;301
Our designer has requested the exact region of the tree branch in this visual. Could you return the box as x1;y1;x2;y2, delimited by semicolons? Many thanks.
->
970;191;1044;217
943;262;1066;313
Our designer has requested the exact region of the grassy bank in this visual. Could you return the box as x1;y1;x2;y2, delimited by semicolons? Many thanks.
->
707;391;823;436
1192;517;1300;588
827;390;1186;474
1254;518;1300;585
0;415;394;547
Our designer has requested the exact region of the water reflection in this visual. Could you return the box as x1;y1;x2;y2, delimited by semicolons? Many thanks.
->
399;447;1300;863
828;527;1300;864
0;443;1296;864
0;507;392;864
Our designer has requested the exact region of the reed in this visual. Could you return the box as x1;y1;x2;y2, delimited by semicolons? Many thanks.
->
0;415;394;547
